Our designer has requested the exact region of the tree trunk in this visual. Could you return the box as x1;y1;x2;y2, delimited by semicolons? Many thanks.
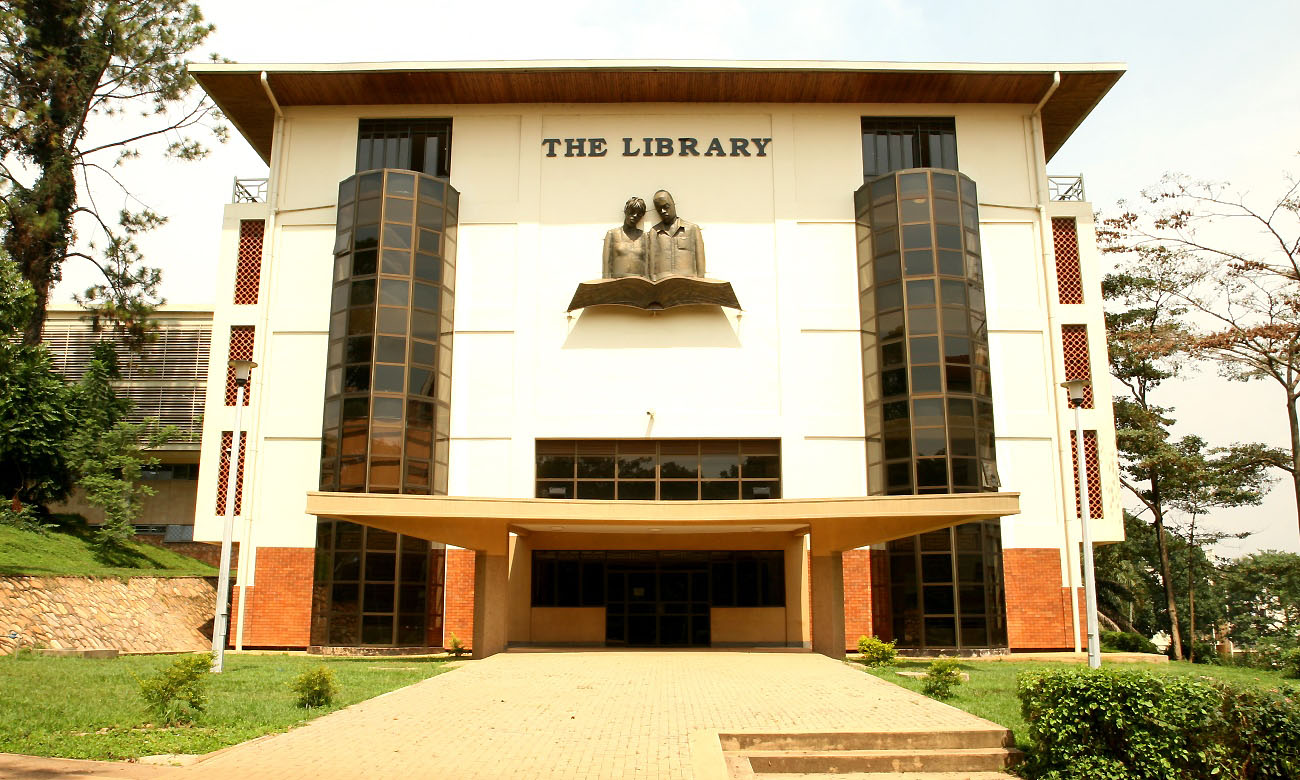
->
1187;515;1197;664
1288;393;1300;543
1150;474;1183;660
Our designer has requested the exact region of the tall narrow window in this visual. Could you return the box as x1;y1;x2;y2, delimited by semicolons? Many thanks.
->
861;118;958;178
356;119;452;176
234;220;264;304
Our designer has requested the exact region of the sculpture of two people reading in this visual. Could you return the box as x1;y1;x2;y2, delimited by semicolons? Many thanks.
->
569;189;739;312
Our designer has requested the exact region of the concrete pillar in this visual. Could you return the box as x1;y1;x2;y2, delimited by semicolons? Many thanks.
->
810;550;845;658
472;549;510;658
784;533;810;648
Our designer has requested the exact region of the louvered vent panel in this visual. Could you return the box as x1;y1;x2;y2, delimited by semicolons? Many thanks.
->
121;386;206;441
1061;324;1094;408
44;326;211;383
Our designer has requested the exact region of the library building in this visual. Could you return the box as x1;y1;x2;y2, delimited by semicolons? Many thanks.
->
185;60;1124;657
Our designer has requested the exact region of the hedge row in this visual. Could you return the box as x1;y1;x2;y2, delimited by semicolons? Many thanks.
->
1018;667;1299;780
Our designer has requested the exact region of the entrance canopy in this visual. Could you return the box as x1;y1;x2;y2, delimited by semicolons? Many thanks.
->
305;491;1020;553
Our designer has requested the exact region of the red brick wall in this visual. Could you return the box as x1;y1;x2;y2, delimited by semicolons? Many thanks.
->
444;548;475;651
843;549;892;651
844;549;873;649
227;547;314;648
1004;547;1083;650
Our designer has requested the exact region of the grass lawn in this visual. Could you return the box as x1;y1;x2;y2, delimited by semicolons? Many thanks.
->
0;652;453;760
0;516;216;578
852;657;1297;750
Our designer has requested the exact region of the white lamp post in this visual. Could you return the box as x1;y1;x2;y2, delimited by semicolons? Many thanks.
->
212;359;256;673
1061;379;1101;669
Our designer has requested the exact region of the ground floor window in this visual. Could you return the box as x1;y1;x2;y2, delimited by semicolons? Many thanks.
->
310;520;445;647
887;520;1006;650
532;550;785;647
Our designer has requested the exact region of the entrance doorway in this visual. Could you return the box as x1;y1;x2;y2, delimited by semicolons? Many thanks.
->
605;552;711;647
530;549;785;647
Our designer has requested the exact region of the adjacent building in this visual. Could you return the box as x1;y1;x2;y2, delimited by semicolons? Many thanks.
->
187;60;1124;657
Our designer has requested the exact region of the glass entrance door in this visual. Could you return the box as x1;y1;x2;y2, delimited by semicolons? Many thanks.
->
606;552;710;647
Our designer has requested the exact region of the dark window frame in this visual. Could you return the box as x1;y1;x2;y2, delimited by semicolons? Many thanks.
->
356;118;453;177
861;117;958;178
535;440;781;501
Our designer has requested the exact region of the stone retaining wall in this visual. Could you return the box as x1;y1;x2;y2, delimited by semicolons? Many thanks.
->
0;576;216;655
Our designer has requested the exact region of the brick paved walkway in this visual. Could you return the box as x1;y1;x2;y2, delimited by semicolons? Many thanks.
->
1;650;1001;780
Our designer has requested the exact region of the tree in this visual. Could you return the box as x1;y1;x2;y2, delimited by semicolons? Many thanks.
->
0;1;223;346
1103;265;1197;658
1161;437;1275;661
66;342;178;554
1102;266;1285;659
1099;168;1300;539
0;252;78;512
1220;550;1300;651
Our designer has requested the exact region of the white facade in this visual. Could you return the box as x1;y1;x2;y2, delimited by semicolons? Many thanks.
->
195;100;1120;598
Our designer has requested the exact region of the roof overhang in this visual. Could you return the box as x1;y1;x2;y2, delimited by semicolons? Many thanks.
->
190;59;1124;165
305;491;1021;554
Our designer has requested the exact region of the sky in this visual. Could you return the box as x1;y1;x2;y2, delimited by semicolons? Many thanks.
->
49;0;1300;555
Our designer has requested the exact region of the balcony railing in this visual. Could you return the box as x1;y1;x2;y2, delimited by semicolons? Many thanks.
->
232;177;268;203
1048;175;1086;202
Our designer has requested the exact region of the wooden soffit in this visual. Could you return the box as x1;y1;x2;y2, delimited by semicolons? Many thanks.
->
190;60;1124;165
305;490;1021;553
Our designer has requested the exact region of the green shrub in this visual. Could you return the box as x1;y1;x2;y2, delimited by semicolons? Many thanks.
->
856;635;898;667
1282;647;1300;680
138;653;211;725
921;658;963;699
1099;630;1158;655
1018;667;1300;779
289;665;338;708
448;633;468;657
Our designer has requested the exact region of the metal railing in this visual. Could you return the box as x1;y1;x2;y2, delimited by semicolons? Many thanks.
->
231;177;268;203
1048;175;1086;202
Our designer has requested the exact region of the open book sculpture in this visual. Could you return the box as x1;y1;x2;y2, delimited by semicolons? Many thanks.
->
567;190;741;312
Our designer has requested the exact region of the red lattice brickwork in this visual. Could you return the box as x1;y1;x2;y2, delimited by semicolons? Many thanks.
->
1004;548;1083;650
215;431;247;515
224;326;255;406
1061;324;1094;408
234;220;264;305
843;549;892;650
444;548;476;650
227;547;314;648
1069;430;1103;518
1052;217;1084;305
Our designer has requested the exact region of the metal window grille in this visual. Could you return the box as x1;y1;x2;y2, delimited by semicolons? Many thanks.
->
224;326;255;406
1052;217;1084;304
1061;324;1094;408
1069;430;1103;518
215;430;247;515
234;220;264;304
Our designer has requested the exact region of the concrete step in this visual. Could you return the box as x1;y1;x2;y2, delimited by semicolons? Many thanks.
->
720;729;1013;753
741;747;1022;775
